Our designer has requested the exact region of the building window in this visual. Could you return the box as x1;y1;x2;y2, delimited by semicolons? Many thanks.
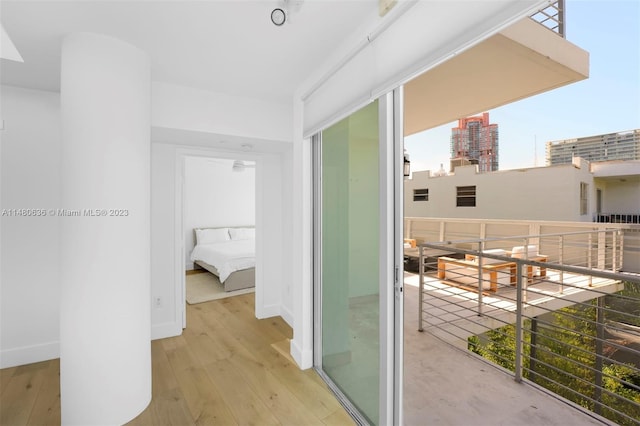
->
413;188;429;201
580;182;588;215
456;185;476;207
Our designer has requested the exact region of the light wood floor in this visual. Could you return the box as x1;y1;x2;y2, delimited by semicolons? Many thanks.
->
0;294;354;425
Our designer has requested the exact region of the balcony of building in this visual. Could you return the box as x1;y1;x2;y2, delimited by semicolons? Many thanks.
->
404;219;640;425
404;1;587;137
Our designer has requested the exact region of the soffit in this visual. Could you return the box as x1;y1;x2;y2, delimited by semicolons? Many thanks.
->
404;17;589;136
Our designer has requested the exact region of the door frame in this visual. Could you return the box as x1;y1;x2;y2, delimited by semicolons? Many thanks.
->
311;89;403;425
173;147;263;329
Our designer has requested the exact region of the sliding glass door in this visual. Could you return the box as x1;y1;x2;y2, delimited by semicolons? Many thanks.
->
314;91;403;425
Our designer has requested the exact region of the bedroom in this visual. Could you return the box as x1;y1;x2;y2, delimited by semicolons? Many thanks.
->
184;155;256;301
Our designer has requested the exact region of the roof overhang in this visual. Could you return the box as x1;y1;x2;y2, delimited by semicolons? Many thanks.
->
404;17;589;136
591;160;640;182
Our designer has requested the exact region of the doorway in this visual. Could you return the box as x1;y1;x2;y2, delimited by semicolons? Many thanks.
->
312;91;403;425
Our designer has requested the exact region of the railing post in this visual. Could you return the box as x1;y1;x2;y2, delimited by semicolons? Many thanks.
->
619;230;624;272
588;233;593;287
594;296;604;415
418;245;424;332
612;230;618;273
529;316;538;384
514;261;524;383
597;230;606;269
477;241;484;316
559;235;564;293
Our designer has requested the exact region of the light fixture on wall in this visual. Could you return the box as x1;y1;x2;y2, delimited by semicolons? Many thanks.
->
232;160;256;172
403;150;411;178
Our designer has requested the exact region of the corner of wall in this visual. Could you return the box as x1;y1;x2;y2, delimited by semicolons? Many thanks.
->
290;338;313;370
280;304;294;328
0;341;59;369
151;322;183;341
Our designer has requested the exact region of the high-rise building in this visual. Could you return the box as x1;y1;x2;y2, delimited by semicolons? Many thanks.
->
546;129;640;165
450;112;499;173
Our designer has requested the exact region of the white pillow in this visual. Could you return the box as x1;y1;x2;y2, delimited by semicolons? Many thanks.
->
196;228;230;244
229;227;255;240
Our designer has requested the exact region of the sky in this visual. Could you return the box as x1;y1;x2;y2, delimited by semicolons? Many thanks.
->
405;0;640;174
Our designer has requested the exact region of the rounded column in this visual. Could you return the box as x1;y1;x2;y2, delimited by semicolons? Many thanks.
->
60;33;151;425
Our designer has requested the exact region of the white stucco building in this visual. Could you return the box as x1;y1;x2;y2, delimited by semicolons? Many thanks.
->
405;157;640;222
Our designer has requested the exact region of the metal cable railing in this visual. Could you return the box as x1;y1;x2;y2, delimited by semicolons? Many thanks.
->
530;0;565;38
416;229;640;425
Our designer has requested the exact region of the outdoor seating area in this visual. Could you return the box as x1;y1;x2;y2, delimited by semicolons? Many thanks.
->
436;245;548;292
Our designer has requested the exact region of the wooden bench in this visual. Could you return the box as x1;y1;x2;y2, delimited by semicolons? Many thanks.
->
466;253;548;279
438;253;549;292
437;256;517;292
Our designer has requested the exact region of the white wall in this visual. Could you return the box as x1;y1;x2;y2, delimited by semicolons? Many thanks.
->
1;85;61;367
280;148;294;325
150;143;293;339
152;82;292;143
600;180;640;214
149;82;294;339
404;161;596;222
184;157;255;270
0;82;295;366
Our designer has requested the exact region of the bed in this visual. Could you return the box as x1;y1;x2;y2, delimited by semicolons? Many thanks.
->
190;227;255;292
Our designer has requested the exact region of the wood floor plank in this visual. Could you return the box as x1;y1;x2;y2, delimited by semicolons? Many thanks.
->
125;402;155;426
182;312;233;364
224;295;292;342
151;340;180;396
207;301;274;354
26;359;61;426
204;358;280;426
321;408;357;426
0;366;17;396
149;388;195;426
0;361;48;425
173;366;237;426
252;346;345;420
165;341;200;374
227;350;325;426
1;295;353;426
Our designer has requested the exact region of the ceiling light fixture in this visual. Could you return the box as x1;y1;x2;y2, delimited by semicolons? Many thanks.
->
271;0;304;26
271;8;286;26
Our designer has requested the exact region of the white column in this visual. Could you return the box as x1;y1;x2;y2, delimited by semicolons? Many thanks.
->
60;33;151;425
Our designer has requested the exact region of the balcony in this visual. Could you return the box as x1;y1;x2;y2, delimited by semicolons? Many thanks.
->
404;0;586;136
405;222;640;425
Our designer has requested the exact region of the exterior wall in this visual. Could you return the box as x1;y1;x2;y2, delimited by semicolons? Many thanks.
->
546;129;640;165
405;159;596;222
598;179;640;214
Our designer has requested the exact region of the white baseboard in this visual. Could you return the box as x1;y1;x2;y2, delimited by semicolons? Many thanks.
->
280;305;294;328
0;341;59;369
255;303;281;320
151;321;182;341
290;338;313;370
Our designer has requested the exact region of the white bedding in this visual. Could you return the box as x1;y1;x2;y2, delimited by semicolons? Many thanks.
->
190;239;255;283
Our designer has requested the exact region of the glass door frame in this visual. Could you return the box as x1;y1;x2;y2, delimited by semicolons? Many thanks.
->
312;88;404;425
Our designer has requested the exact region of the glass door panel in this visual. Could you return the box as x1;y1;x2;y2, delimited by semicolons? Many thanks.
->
320;100;381;424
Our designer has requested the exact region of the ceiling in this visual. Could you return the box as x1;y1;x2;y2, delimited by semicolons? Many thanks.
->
0;1;376;103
